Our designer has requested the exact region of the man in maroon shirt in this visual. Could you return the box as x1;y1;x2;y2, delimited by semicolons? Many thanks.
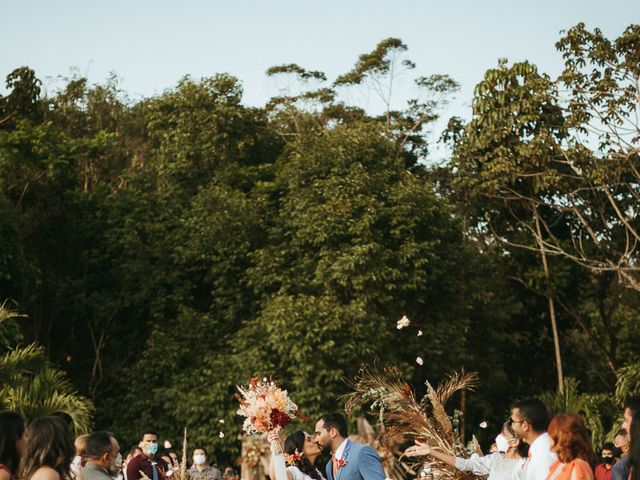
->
126;430;171;480
595;443;616;480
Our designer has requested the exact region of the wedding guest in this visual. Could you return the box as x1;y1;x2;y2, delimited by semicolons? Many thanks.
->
404;421;528;480
187;448;222;480
168;452;179;469
612;397;640;480
267;430;324;480
221;467;238;480
614;430;630;457
0;411;26;480
161;449;179;468
81;432;121;480
126;430;170;480
594;443;616;480
509;398;556;480
20;416;75;480
159;450;177;473
122;447;142;480
72;435;90;479
546;413;594;480
315;412;386;480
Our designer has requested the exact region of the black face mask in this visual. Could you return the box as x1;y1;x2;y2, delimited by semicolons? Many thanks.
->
602;456;614;465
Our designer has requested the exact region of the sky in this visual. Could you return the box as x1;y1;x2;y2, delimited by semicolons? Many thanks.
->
2;0;638;129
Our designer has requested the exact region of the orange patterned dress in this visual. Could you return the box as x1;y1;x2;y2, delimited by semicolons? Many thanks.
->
547;459;595;480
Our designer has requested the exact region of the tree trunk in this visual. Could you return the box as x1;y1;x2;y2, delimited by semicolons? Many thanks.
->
533;205;564;393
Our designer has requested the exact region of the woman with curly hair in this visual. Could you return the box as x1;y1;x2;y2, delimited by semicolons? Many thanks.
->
547;413;595;480
0;411;27;480
19;416;75;480
267;430;325;480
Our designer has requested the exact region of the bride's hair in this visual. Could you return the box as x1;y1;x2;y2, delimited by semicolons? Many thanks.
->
284;431;322;480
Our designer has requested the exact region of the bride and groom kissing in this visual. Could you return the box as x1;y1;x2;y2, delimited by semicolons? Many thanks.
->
268;412;387;480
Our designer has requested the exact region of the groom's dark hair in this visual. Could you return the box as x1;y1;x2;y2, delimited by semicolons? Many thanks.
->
320;413;348;438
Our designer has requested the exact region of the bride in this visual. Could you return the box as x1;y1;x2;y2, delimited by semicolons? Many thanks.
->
267;430;326;480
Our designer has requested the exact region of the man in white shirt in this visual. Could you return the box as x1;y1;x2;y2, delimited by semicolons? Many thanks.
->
509;398;556;480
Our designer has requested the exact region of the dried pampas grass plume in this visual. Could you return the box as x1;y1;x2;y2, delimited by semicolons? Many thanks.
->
344;366;479;480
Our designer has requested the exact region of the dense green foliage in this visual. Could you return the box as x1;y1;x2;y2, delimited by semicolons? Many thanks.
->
1;26;639;462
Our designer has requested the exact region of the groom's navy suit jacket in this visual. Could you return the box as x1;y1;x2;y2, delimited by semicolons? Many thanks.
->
325;439;386;480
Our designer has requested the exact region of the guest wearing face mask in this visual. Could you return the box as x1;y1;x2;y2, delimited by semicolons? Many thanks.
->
594;443;616;480
404;421;528;480
72;435;90;479
187;448;222;480
126;430;169;480
81;432;122;480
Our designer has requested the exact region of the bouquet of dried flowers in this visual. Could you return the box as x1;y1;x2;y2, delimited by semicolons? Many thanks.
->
237;378;303;480
236;377;303;435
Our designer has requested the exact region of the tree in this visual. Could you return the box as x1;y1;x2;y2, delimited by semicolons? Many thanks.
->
450;59;571;392
533;23;640;291
0;67;41;128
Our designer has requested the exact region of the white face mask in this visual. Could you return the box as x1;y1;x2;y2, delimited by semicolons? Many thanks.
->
193;454;207;465
71;455;82;475
495;434;510;453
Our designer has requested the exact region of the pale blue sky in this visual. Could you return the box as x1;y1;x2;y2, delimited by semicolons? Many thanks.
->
2;0;637;127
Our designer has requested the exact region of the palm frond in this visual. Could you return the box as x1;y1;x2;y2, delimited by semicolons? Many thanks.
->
0;343;48;381
539;377;610;446
615;363;640;404
0;303;94;434
1;384;93;434
0;300;24;323
0;301;26;349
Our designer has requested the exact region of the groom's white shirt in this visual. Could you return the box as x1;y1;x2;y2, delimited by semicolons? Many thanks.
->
334;438;348;461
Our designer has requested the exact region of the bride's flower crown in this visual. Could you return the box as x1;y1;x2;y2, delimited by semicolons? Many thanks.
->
284;450;303;465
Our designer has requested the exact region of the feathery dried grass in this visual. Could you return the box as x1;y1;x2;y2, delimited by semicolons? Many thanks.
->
344;366;479;480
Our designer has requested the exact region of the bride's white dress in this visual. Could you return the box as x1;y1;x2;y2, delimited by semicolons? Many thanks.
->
286;466;326;480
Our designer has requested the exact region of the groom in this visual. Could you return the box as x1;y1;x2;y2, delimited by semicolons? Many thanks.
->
315;413;386;480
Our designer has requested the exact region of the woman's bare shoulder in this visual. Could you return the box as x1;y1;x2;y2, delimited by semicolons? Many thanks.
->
30;467;61;480
0;468;11;480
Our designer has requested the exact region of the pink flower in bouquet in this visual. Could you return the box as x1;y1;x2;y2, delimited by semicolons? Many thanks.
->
271;388;289;411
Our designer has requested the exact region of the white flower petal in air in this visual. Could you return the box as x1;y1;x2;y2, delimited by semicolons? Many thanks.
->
479;421;488;429
219;432;225;438
416;356;424;365
417;330;423;336
218;419;225;424
396;316;411;329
